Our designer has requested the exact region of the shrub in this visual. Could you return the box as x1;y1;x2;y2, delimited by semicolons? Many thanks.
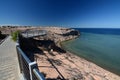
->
11;31;20;41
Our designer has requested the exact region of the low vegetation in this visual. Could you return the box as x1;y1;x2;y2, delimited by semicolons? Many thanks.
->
11;31;20;41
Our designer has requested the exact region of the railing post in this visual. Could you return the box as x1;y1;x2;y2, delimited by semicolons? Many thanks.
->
29;61;37;80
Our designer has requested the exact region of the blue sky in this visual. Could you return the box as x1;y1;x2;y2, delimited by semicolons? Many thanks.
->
0;0;120;28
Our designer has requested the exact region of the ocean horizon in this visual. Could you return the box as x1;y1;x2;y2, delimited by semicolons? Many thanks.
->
62;28;120;76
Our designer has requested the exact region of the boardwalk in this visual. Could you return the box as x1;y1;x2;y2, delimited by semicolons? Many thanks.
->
0;36;20;80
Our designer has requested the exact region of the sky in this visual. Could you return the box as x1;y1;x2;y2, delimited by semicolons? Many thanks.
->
0;0;120;28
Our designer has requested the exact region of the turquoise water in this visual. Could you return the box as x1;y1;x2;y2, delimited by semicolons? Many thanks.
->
62;32;120;75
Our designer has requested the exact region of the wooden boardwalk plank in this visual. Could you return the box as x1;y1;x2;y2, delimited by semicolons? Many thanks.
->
0;36;20;80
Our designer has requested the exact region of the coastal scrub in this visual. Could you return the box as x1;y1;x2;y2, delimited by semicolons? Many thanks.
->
11;31;20;41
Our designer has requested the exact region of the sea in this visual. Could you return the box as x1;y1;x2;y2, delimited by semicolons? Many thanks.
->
62;28;120;76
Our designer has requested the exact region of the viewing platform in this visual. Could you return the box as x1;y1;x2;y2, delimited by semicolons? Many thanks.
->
21;30;46;38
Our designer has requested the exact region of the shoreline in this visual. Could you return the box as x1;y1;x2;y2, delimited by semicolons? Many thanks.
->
52;28;120;80
65;51;120;79
59;39;120;80
61;39;120;76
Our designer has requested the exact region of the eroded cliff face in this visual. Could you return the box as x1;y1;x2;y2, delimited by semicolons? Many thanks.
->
42;27;80;44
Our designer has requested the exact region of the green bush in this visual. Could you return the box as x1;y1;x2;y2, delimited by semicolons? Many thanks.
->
11;31;20;41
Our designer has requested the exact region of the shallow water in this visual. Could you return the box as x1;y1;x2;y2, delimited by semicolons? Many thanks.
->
62;32;120;75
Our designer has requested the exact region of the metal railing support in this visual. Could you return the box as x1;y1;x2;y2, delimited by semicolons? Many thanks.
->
33;69;45;80
29;62;37;80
